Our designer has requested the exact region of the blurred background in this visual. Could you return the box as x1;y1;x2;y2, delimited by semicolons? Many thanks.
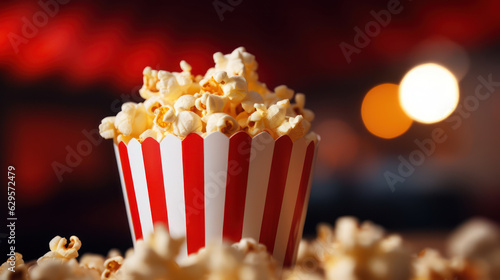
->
2;0;500;260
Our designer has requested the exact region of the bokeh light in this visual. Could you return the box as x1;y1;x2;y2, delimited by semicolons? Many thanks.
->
410;38;470;80
399;63;459;124
361;83;413;139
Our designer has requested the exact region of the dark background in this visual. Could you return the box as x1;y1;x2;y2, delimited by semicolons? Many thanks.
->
1;0;500;260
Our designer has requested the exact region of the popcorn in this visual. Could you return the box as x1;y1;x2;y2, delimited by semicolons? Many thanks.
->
241;90;264;113
266;100;290;130
412;249;476;280
275;85;295;100
101;256;123;280
139;67;160;99
247;104;269;137
38;236;82;264
447;218;500;280
5;217;500;280
114;103;149;138
173;111;203;137
100;48;317;143
205;113;239;136
291;93;315;122
323;217;411;280
276;115;307;141
195;92;226;116
99;117;116;139
79;253;105;273
144;95;169;116
152;105;176;132
174;94;197;112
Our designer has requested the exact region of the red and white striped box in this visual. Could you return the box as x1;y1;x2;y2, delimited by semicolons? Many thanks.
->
113;131;319;267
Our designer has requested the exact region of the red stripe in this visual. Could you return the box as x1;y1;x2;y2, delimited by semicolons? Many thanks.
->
182;133;205;255
283;142;315;266
223;132;252;243
118;142;143;240
259;135;293;253
141;138;169;230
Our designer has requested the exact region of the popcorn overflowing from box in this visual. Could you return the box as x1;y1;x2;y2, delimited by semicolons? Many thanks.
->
97;47;320;266
99;47;316;143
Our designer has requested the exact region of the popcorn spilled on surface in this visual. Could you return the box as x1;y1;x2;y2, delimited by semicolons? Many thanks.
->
2;217;500;280
99;47;316;144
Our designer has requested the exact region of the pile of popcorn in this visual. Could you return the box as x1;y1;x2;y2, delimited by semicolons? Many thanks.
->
99;47;316;144
3;217;500;280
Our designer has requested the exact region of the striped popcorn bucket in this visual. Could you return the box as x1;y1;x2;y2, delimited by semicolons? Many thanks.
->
113;131;319;267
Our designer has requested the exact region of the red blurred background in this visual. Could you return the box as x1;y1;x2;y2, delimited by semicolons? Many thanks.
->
2;0;500;260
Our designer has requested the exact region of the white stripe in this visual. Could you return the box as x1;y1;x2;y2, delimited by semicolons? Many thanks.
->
160;135;188;260
127;139;154;240
241;132;275;240
273;138;307;266
292;139;320;265
114;144;136;244
204;132;229;246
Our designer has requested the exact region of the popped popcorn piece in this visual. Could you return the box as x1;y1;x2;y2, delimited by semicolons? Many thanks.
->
195;92;226;116
180;60;192;72
241;90;264;114
201;71;248;104
157;66;197;102
275;85;294;101
114;103;150;138
247;104;269;137
290;93;315;122
153;105;176;132
174;94;197;112
99;117;116;139
266;99;290;130
144;95;169;116
205;113;239;136
38;236;82;264
276;115;307;141
101;256;123;280
139;67;160;99
173;111;203;137
211;47;269;95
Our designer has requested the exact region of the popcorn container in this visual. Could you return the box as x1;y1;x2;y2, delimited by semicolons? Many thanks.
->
113;131;319;267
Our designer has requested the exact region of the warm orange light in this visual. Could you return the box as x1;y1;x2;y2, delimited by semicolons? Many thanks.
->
361;83;413;139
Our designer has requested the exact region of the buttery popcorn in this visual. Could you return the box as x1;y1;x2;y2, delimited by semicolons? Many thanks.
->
3;217;500;280
99;47;316;143
411;248;476;280
38;235;82;264
447;218;500;280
